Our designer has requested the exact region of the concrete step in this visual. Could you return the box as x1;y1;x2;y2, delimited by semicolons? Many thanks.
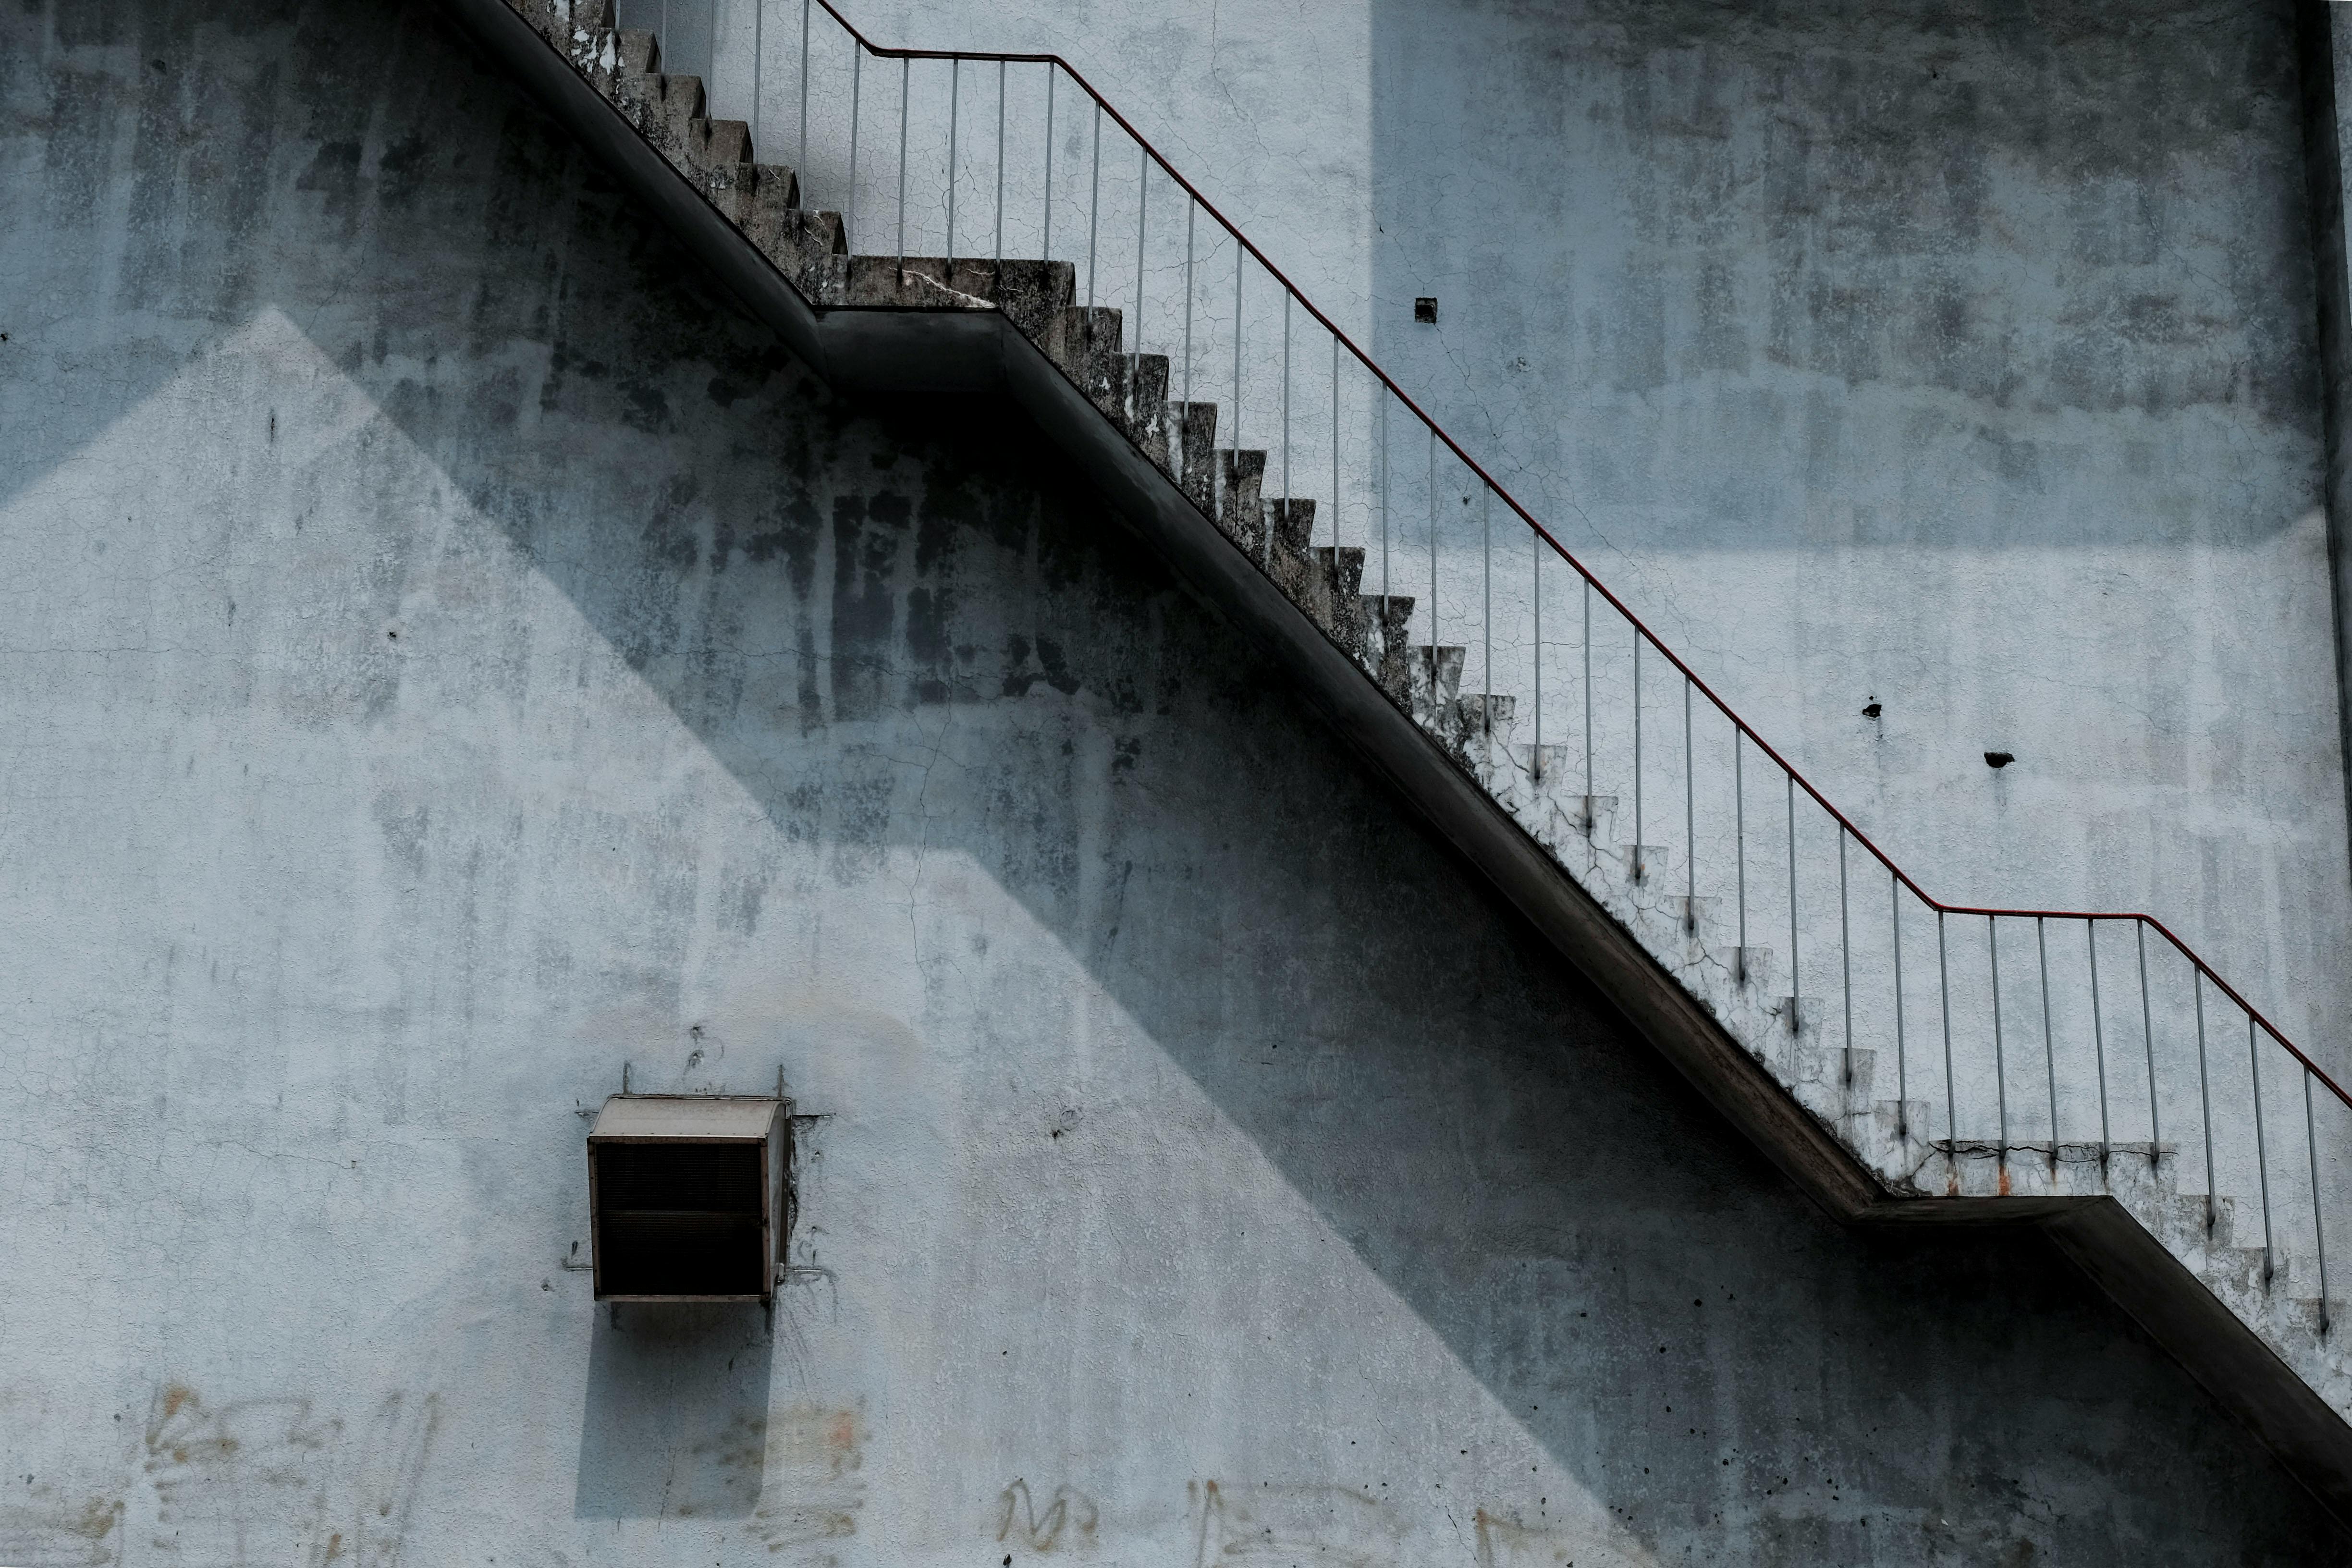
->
1356;593;1416;704
1264;499;1317;604
648;74;705;162
1125;355;1173;470
682;117;754;215
1301;546;1367;654
1034;305;1123;411
798;256;1080;334
1410;645;1464;727
747;193;845;295
1214;450;1267;553
515;0;615;45
1171;402;1219;508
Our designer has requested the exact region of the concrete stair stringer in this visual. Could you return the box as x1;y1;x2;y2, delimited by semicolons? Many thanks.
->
441;0;2352;1525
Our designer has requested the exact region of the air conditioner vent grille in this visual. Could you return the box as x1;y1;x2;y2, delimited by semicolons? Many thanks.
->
595;1141;763;1212
586;1098;784;1301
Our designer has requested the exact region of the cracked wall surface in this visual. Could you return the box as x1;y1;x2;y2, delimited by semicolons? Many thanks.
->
0;0;2348;1563
1364;0;2352;1086
690;0;2352;1088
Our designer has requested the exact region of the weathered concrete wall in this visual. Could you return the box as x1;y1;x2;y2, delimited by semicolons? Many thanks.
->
1368;0;2352;1081
2306;0;2352;955
0;2;2345;1564
747;0;2352;1081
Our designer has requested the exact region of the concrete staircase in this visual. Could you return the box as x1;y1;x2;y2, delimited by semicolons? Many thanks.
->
458;0;2352;1520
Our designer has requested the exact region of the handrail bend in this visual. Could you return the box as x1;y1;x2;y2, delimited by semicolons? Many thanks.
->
787;0;2350;1114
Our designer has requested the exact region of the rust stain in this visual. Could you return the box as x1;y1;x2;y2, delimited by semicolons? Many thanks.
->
75;1498;118;1539
750;1402;867;1549
0;1486;124;1567
129;1381;440;1565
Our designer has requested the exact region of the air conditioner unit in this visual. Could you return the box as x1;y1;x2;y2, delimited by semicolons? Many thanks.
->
586;1095;786;1303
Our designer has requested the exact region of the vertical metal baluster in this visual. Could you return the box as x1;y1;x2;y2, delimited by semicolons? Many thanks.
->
1429;430;1438;657
1281;295;1291;538
1532;531;1542;777
1786;776;1799;1033
1939;911;1956;1164
751;0;763;155
847;49;860;254
2194;967;2214;1230
895;56;908;274
707;0;714;82
1042;70;1053;262
2308;1069;2332;1335
1327;342;1339;560
1182;202;1193;414
1892;875;1907;1138
1135;144;1147;363
1734;733;1747;975
1990;916;2008;1164
946;59;958;268
2138;921;2160;1168
1086;105;1100;312
993;60;1004;265
2089;921;2110;1174
1683;679;1694;929
1232;246;1242;529
2249;1013;2273;1288
2038;916;2057;1170
797;0;809;182
1482;490;1492;739
1581;579;1592;833
1838;828;1852;1085
1631;633;1642;878
1379;395;1389;601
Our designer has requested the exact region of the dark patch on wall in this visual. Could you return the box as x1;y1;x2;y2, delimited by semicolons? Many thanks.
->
6;0;2348;1559
294;139;363;221
1371;0;2327;549
830;491;912;723
377;130;433;207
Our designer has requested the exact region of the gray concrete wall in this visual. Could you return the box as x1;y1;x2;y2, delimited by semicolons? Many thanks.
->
0;1;2345;1564
750;0;2352;1081
2305;0;2352;961
1369;0;2352;1081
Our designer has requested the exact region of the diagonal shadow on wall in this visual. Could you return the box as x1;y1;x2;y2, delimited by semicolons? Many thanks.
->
343;11;2342;1557
6;0;2348;1556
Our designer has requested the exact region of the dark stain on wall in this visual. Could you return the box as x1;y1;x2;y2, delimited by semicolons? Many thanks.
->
4;0;2349;1560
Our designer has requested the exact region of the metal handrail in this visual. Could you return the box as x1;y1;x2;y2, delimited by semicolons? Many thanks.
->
773;0;2352;1116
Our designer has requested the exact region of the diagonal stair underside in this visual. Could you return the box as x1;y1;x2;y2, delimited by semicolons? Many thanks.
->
446;0;2352;1520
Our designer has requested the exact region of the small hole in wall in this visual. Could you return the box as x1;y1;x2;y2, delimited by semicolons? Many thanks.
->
1985;751;2014;769
1862;700;1881;720
1414;297;1438;324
